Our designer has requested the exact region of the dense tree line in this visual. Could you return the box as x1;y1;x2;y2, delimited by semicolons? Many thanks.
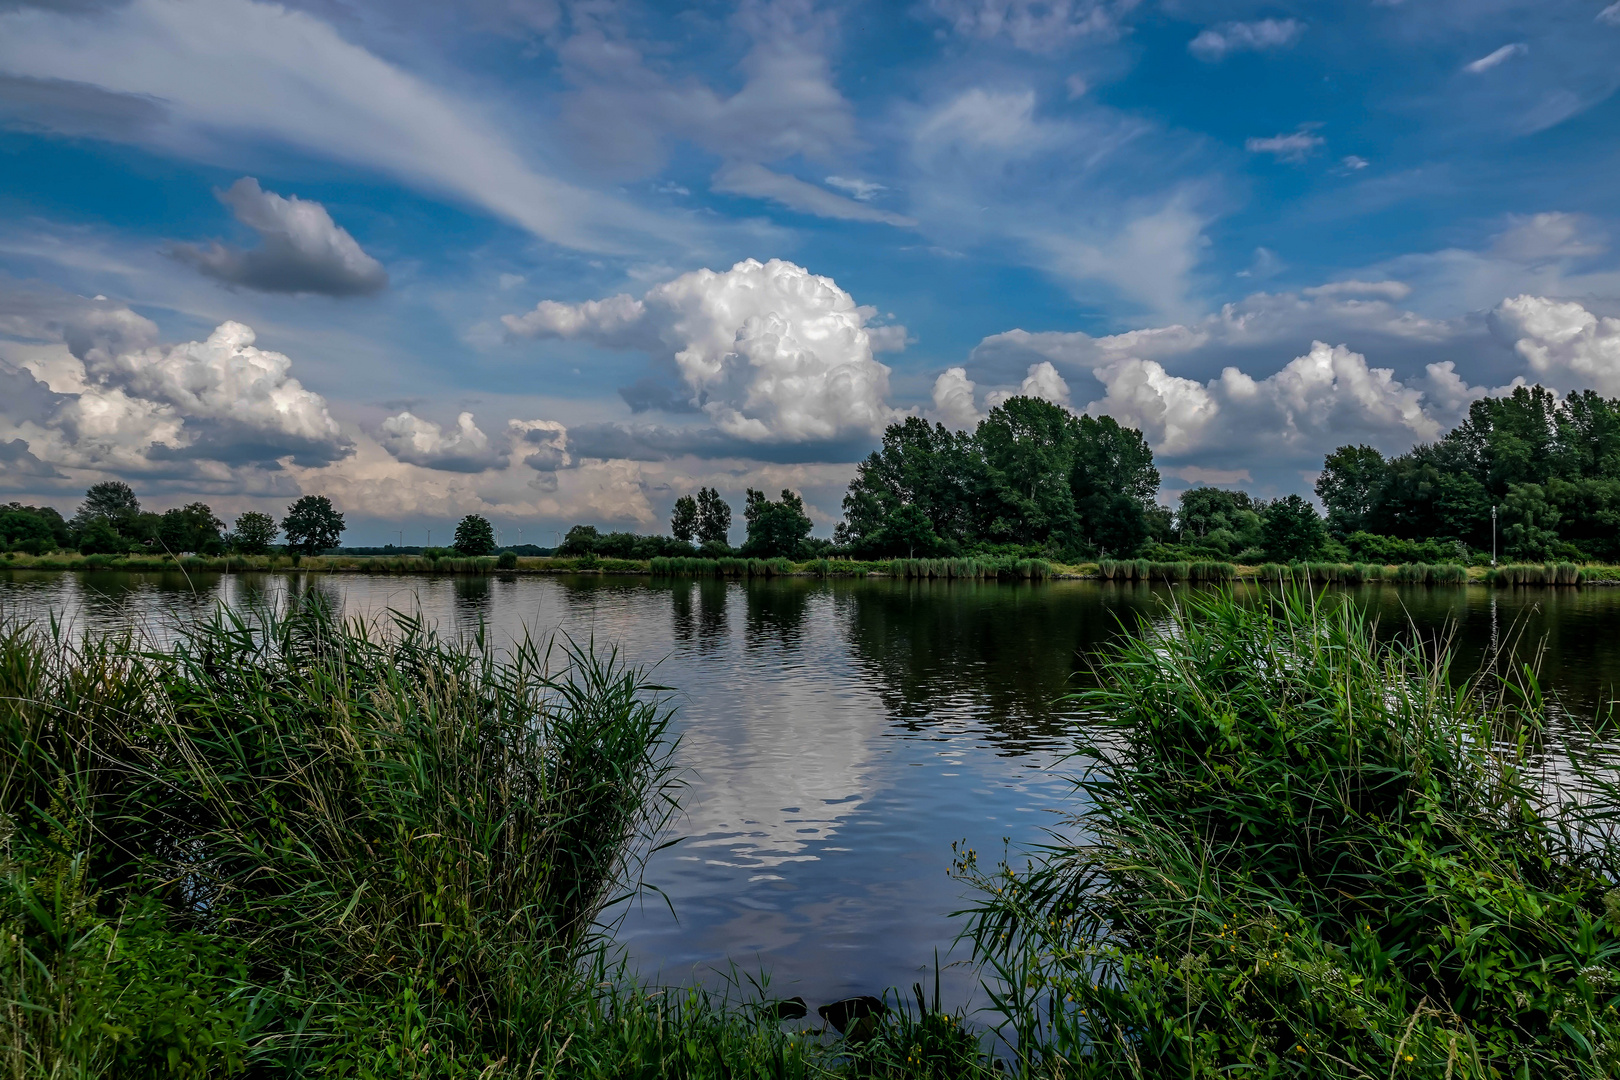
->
564;488;820;560
553;384;1620;567
836;398;1165;559
1316;385;1620;561
0;483;347;556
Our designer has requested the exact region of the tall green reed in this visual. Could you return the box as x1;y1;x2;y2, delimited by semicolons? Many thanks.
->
959;589;1620;1078
0;599;692;1077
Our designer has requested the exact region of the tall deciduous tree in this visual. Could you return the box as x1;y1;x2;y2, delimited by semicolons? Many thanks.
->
1316;445;1388;537
1501;482;1559;560
695;488;731;547
453;514;496;556
976;396;1083;545
1260;495;1325;562
670;495;698;543
233;511;278;554
838;417;977;554
157;503;225;554
282;496;345;555
74;482;141;533
742;489;812;558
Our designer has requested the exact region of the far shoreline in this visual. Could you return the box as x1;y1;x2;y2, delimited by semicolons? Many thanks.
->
4;552;1618;586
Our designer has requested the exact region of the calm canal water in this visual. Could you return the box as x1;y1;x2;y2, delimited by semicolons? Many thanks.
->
3;570;1618;1011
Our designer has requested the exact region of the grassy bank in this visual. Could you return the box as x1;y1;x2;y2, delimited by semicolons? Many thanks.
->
9;549;1620;585
5;603;979;1078
960;589;1620;1078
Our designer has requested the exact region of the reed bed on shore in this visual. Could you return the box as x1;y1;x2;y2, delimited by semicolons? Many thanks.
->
648;555;798;577
885;557;1052;581
958;588;1620;1078
1099;559;1236;582
0;600;878;1078
1487;562;1585;586
1243;561;1469;585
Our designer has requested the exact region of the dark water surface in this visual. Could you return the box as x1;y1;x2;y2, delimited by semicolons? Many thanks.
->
3;570;1618;1010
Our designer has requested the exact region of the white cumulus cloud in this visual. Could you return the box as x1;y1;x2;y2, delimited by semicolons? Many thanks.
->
930;366;981;428
0;287;350;481
1492;295;1620;396
986;361;1072;410
1189;18;1304;60
376;411;504;472
503;258;904;446
173;177;387;296
1087;341;1440;459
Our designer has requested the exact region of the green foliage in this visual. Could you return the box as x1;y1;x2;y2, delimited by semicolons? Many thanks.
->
0;604;711;1077
838;398;1162;560
742;488;813;558
451;513;496;555
1098;560;1235;583
1315;444;1389;536
230;510;277;554
696;486;732;547
496;549;518;569
74;515;128;555
156;502;225;555
838;417;978;555
1342;531;1467;565
671;494;699;543
73;481;140;532
0;503;67;553
884;556;1050;580
280;494;345;554
1260;493;1326;562
1503;481;1560;560
960;589;1620;1079
1321;385;1620;559
1174;487;1263;555
561;526;694;559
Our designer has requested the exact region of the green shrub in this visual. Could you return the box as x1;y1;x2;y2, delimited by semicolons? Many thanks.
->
0;604;686;1076
960;589;1620;1078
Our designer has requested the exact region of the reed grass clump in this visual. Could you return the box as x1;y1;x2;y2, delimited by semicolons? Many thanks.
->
1100;559;1231;583
1;601;839;1077
650;555;796;578
882;557;1050;581
1489;562;1585;586
960;589;1620;1078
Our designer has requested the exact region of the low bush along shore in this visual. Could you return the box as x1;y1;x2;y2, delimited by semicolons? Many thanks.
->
7;548;1620;585
961;588;1620;1078
4;590;1619;1077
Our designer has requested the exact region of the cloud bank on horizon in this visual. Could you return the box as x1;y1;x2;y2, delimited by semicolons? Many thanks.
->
0;0;1616;541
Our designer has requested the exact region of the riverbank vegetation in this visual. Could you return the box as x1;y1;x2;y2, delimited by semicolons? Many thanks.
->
960;588;1620;1078
1315;386;1620;562
6;587;1620;1076
11;547;1620;586
0;603;839;1078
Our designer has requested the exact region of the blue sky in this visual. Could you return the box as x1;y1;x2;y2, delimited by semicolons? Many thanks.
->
1;0;1618;543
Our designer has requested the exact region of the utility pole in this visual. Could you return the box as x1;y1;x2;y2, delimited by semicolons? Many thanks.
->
1491;505;1497;567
